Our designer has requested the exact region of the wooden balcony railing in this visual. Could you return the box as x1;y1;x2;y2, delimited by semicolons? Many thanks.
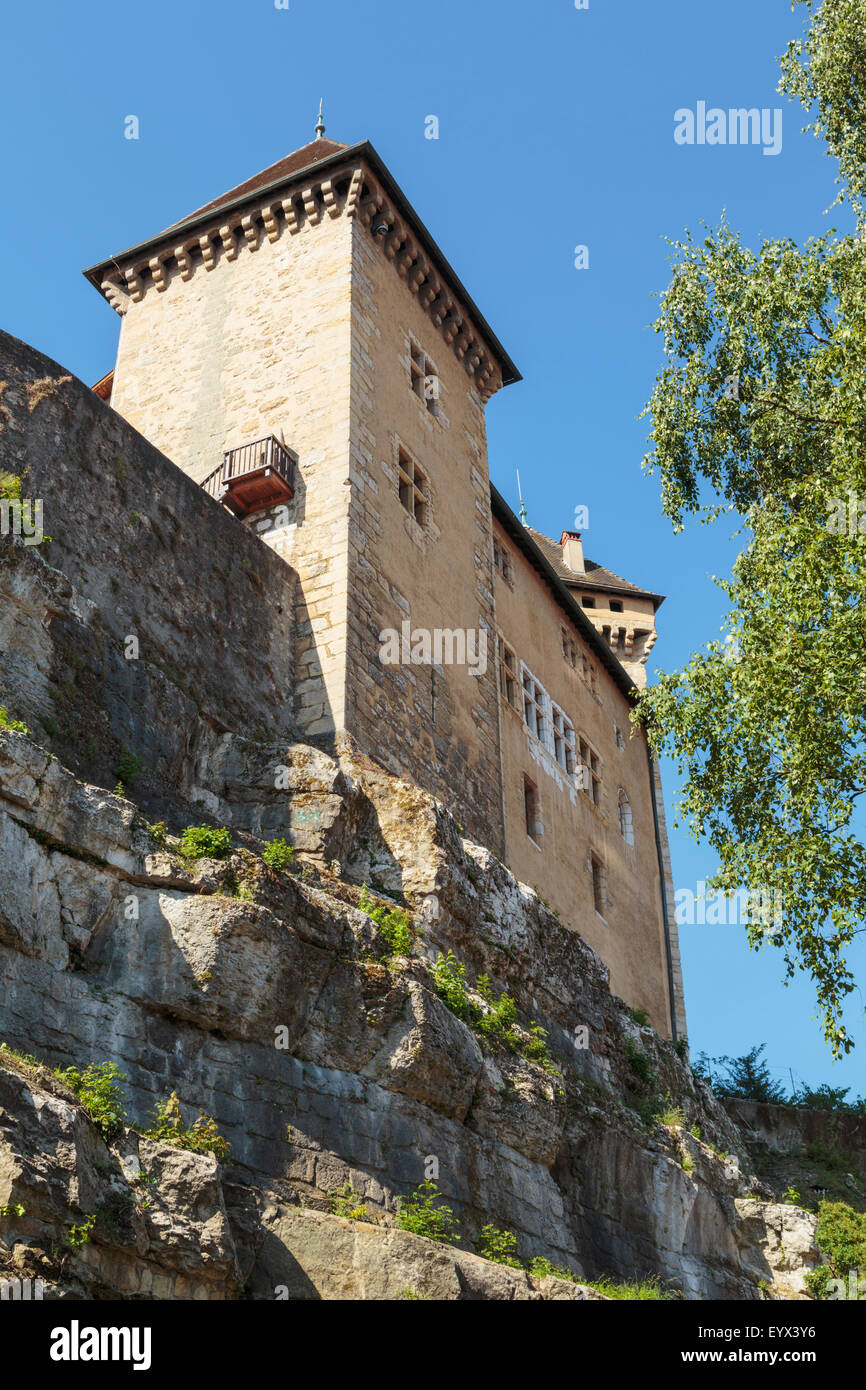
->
201;435;296;517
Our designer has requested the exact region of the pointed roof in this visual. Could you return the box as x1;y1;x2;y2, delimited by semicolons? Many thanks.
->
83;135;521;389
158;138;349;238
525;526;664;610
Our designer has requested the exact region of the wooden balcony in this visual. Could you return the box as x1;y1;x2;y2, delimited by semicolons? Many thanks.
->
201;436;296;518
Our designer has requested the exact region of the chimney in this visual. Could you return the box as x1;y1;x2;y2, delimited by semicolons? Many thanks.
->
560;530;585;574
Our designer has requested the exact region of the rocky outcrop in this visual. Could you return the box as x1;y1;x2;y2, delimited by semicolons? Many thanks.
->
0;1055;240;1300
255;1207;606;1302
0;723;825;1299
0;1055;602;1302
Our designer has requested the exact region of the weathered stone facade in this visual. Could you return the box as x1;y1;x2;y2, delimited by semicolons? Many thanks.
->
78;132;685;1038
108;175;353;743
0;331;295;821
491;510;684;1033
342;192;505;857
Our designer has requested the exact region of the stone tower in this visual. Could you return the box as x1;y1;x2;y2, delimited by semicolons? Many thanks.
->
86;129;520;849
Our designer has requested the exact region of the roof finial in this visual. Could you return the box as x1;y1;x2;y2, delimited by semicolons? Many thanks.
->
516;469;528;526
315;100;326;139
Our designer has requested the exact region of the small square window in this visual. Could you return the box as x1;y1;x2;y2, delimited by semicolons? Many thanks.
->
494;538;513;583
498;636;518;708
578;737;602;808
610;600;623;613
410;341;440;417
581;596;595;609
398;446;428;527
522;668;547;744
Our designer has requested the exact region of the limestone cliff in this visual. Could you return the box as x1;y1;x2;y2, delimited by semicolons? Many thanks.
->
0;724;822;1300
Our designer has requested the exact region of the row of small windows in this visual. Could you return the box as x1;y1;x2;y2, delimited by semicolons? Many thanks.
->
523;775;633;850
501;643;606;805
582;595;623;613
504;641;634;845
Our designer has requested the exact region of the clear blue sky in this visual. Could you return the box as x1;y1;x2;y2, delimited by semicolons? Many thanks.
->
2;0;863;1092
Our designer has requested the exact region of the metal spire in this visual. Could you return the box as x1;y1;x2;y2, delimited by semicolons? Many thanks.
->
315;100;326;139
516;470;528;526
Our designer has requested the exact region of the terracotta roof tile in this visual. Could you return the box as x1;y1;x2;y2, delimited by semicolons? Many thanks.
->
159;138;349;237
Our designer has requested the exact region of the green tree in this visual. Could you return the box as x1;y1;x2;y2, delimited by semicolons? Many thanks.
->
806;1200;866;1298
637;0;866;1055
394;1180;460;1245
693;1044;789;1104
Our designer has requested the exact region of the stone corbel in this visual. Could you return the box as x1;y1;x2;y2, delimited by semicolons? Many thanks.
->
408;256;430;293
429;291;451;324
383;224;405;261
101;277;129;315
124;265;144;301
480;369;502;402
219;224;239;260
149;256;169;292
321;179;341;219
199;234;217;269
241;214;260;251
345;167;365;219
419;276;441;310
441;311;463;344
261;203;281;242
396;245;416;277
281;196;301;235
358;190;384;226
301;185;321;225
174;244;194;280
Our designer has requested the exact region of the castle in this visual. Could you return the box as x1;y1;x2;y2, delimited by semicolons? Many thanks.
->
84;121;686;1041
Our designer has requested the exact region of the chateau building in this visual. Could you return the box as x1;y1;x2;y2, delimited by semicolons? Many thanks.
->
83;121;686;1040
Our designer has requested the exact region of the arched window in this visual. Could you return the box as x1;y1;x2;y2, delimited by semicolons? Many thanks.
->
618;789;634;846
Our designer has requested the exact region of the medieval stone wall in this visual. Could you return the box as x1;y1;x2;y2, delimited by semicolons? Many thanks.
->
342;217;505;851
492;515;684;1037
0;330;296;820
108;205;355;741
